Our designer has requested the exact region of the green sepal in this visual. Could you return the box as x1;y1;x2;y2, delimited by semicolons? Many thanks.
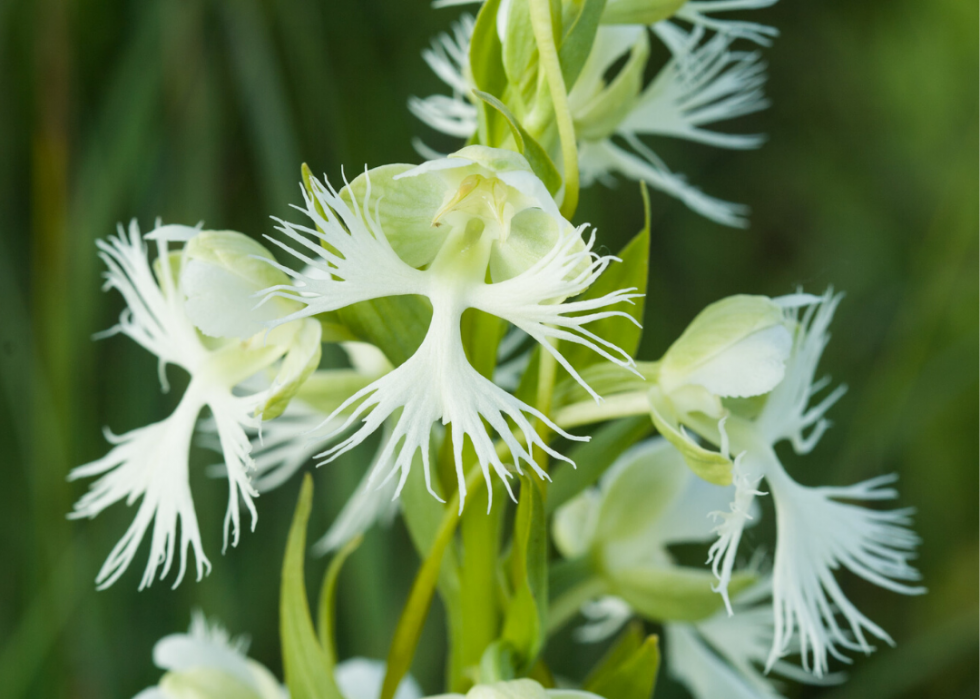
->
658;294;787;397
316;534;363;666
558;0;609;90
600;0;686;25
546;416;652;514
647;386;733;486
340;164;451;269
582;622;660;699
280;475;344;699
559;183;649;374
158;667;264;699
257;318;322;420
610;565;756;622
473;90;563;196
501;477;548;670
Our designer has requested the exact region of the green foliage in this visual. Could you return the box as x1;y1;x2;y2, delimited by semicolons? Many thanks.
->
501;478;549;672
560;184;650;374
470;0;508;146
280;475;343;699
558;0;608;88
316;535;363;666
582;622;660;699
473;90;563;196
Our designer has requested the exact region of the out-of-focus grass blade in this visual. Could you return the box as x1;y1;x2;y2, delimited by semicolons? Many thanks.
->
220;0;301;222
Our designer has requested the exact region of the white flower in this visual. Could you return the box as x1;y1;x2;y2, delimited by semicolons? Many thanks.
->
133;610;286;699
573;23;770;227
334;658;423;699
409;14;478;147
69;222;307;589
706;290;925;676
264;149;639;512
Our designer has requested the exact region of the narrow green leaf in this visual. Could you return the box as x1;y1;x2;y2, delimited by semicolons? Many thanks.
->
558;0;608;89
473;90;563;196
502;477;548;669
547;416;652;514
560;184;649;373
281;475;342;699
316;534;363;666
583;626;660;699
470;0;507;145
502;0;539;107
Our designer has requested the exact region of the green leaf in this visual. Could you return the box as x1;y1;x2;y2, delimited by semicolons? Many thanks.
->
611;565;756;622
470;0;507;145
502;477;548;670
316;534;363;667
583;623;660;699
502;0;539;107
337;295;432;368
647;386;732;486
546;416;652;514
473;90;563;196
280;475;343;699
258;318;322;420
560;184;649;373
558;0;608;89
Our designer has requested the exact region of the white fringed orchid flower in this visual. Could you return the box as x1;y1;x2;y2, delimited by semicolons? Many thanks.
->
133;611;286;699
264;147;640;511
572;22;770;227
703;291;925;676
70;223;320;589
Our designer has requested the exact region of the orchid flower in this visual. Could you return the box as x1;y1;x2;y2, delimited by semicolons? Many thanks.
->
69;223;319;589
263;146;640;512
703;291;925;676
572;22;770;227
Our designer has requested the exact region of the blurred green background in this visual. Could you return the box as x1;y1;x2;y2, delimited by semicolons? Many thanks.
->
0;0;976;697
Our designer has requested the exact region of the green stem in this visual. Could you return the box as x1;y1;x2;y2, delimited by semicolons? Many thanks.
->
529;0;580;219
380;468;485;699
